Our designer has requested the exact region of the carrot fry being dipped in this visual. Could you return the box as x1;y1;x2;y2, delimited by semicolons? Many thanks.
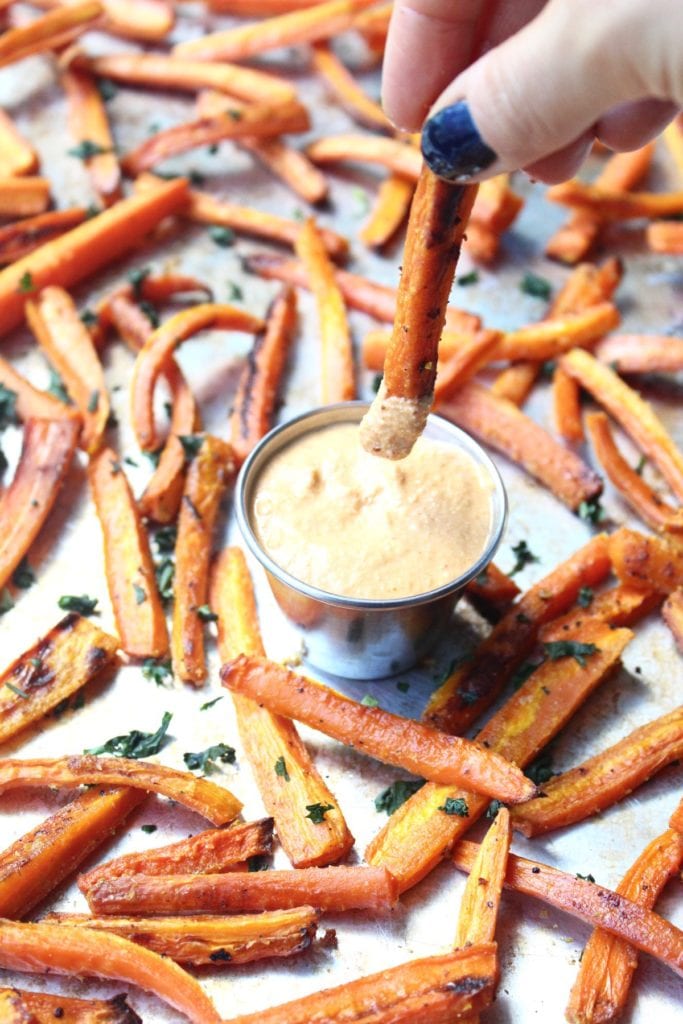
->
211;547;354;868
222;654;537;803
608;526;683;593
0;177;50;218
62;68;120;207
306;133;422;180
311;41;391;131
360;173;414;249
0;208;87;264
0;2;103;70
0;986;141;1022
0;787;144;919
0;110;38;177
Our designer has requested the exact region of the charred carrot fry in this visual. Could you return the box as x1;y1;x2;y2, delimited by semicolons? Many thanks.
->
0;2;102;68
175;0;376;60
663;589;683;654
0;787;143;919
463;562;521;623
0;176;50;218
548;181;683;220
62;68;120;206
211;547;354;868
311;41;390;131
48;908;318;966
608;526;683;593
221;945;498;1024
360;173;413;249
229;287;297;465
566;824;683;1024
0;417;79;590
455;807;511;952
0;613;118;748
79;819;273;893
131;304;262;451
295;217;355;402
0;177;188;337
0;207;86;264
85;865;398;915
361;173;477;458
0;986;140;1022
0;756;242;824
222;655;537;804
596;333;683;373
26;286;109;454
0;920;222;1024
587;411;683;534
0;109;38;177
561;348;683;502
512;705;683;837
307;132;422;180
172;436;235;685
433;330;502;403
439;383;603;510
365;621;630;893
646;220;683;254
540;584;661;639
452;841;683;979
0;355;80;421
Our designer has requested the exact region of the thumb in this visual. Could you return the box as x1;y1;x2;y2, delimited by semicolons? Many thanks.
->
421;0;683;182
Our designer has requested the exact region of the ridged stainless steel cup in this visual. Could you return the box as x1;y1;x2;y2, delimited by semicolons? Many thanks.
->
235;402;507;680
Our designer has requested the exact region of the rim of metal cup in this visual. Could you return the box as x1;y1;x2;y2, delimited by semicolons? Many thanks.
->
235;401;508;611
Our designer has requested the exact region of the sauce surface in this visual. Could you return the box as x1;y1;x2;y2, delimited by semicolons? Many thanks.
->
252;422;494;600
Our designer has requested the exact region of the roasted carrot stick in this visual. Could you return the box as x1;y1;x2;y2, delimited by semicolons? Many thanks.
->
211;547;354;868
174;0;377;60
0;613;118;747
219;945;499;1024
0;417;80;590
512;705;683;837
131;304;262;451
0;987;140;1022
439;383;603;510
361;173;477;458
34;0;173;42
295;217;355;403
566;825;683;1024
0;176;188;337
452;842;683;979
47;908;318;966
494;303;619;361
0;355;80;422
0;756;242;824
433;330;502;403
89;447;168;659
646;220;683;254
0;207;86;264
662;589;683;654
0;109;38;177
367;618;631;892
306;133;422;179
547;182;683;221
79;819;273;893
470;174;523;233
360;173;413;249
0;2;102;69
62;68;120;207
223;655;537;804
85;864;398;915
560;348;683;502
463;561;521;623
0;787;143;919
608;527;683;593
539;584;661;639
172;436;235;685
0;176;50;218
0;920;222;1024
229;287;297;465
596;333;683;373
455;807;511;949
311;41;391;131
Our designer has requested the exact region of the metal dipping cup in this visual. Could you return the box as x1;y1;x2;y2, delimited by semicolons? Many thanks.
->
235;402;507;680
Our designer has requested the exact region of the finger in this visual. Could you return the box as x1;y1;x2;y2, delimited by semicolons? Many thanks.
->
522;132;594;185
595;99;679;152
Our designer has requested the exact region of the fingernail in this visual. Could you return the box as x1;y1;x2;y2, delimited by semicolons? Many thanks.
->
421;101;497;181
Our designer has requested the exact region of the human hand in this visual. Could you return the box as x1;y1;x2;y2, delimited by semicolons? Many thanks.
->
382;0;681;184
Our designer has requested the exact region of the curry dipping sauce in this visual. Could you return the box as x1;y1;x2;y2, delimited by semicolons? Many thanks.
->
251;421;495;601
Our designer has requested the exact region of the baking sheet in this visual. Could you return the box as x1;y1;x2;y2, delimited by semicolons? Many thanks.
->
0;6;682;1021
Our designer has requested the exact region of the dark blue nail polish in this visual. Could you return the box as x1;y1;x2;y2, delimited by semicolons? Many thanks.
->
421;102;497;181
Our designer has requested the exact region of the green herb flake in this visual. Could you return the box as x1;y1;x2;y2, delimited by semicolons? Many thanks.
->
486;799;504;819
140;300;160;328
154;525;177;554
520;271;552;301
374;779;424;815
141;824;157;834
133;584;147;605
17;270;34;294
58;594;99;616
247;855;269;872
274;756;290;781
0;588;14;614
577;586;594;608
47;369;71;404
143;449;161;468
178;434;204;461
200;696;223;711
127;267;151;299
68;140;111;161
124;456;138;468
372;373;383;394
543;640;599;668
80;308;98;328
576;872;596;883
526;750;556;786
305;802;334;823
458;270;479;287
361;694;379;708
0;448;7;475
87;390;100;413
184;743;236;774
438;797;469;817
86;710;172;758
635;455;648;476
226;282;244;302
578;498;606;524
396;681;410;693
0;383;18;430
508;540;539;577
12;558;34;590
97;78;118;102
142;658;172;686
6;681;29;700
196;604;217;622
510;660;542;691
209;225;236;248
155;558;174;602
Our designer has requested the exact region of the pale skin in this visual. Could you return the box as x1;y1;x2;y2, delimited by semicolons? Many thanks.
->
383;0;683;183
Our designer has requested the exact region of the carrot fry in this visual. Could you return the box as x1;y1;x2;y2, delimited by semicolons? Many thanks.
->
596;333;683;373
587;411;683;534
360;173;413;249
512;705;683;837
490;363;539;405
492;302;619;361
229;287;297;465
539;583;661;639
172;436;235;685
62;68;120;207
0;613;118;748
0;176;50;218
174;0;377;60
46;908;318;966
0;417;80;590
455;808;511;950
463;561;521;623
433;330;503;403
0;177;188;337
211;548;354;867
662;589;683;654
608;526;683;593
439;383;603;510
470;175;523;234
221;945;498;1024
79;819;273;894
547;181;683;221
566;825;683;1024
311;41;390;131
0;787;143;919
0;987;141;1022
360;173;477;459
560;348;683;502
32;0;173;42
0;2;102;69
366;619;630;892
423;535;611;734
295;217;355;402
85;864;398;915
131;304;262;451
452;842;683;979
0;109;38;177
0;920;222;1024
26;287;109;454
239;135;329;203
222;654;537;804
306;132;422;180
551;366;583;442
0;208;86;264
0;756;242;824
646;220;683;254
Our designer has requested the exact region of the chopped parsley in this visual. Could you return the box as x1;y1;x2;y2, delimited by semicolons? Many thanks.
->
86;710;172;758
526;749;556;786
17;270;34;294
0;383;18;429
510;659;543;691
139;300;160;328
635;455;648;476
543;640;599;667
196;604;217;622
274;756;290;781
155;558;174;601
133;583;147;605
578;498;606;524
178;434;204;461
97;78;118;102
143;449;161;468
200;696;224;711
127;267;151;299
68;140;111;160
247;855;269;872
520;271;552;301
6;681;29;700
12;558;34;589
486;799;504;819
47;369;70;404
87;390;100;413
577;586;594;608
438;797;469;817
142;658;172;686
80;308;98;328
153;525;177;554
372;373;382;394
184;743;236;774
226;282;244;302
508;540;539;577
140;824;157;834
305;802;334;823
208;225;236;247
58;594;99;615
458;270;479;286
576;872;596;883
361;694;379;708
374;779;424;815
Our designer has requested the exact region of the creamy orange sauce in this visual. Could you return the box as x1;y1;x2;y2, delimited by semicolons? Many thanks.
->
252;422;494;600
